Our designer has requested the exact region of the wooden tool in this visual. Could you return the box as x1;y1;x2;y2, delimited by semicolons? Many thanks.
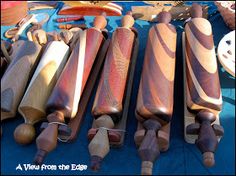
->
1;40;42;121
34;13;108;165
87;11;138;171
14;40;70;145
134;11;177;175
58;24;87;30
183;3;224;167
1;40;12;78
132;5;208;22
58;2;122;16
1;1;28;26
56;16;84;23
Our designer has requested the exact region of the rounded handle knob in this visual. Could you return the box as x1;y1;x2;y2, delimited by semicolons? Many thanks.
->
190;3;203;18
121;11;134;28
93;12;107;30
157;11;172;24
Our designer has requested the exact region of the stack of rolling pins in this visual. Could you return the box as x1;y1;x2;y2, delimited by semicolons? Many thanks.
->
183;3;224;167
33;13;108;165
134;11;177;175
14;33;70;145
87;11;138;170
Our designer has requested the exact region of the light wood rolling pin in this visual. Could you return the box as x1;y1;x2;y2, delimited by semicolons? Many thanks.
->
1;40;42;123
33;13;108;165
134;11;177;175
87;12;137;171
14;40;70;145
183;3;224;167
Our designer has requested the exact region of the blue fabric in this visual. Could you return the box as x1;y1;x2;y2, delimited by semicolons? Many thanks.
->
1;1;235;175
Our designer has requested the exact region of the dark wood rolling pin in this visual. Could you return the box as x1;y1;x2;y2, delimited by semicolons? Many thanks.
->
135;11;177;175
34;13;108;165
88;12;136;171
14;39;70;145
184;3;224;167
1;40;42;122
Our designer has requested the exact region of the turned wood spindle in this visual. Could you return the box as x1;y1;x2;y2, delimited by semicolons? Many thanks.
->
34;13;107;164
185;3;224;167
135;11;176;175
88;11;135;171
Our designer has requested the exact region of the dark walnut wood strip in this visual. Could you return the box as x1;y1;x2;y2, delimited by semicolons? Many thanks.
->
185;36;221;100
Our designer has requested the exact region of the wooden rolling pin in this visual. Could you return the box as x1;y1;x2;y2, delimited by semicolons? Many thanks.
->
88;11;135;171
34;13;108;165
135;11;177;175
14;40;70;145
1;40;42;121
184;3;224;167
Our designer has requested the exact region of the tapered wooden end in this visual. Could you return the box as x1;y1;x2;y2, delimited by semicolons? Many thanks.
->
121;11;134;28
93;13;107;30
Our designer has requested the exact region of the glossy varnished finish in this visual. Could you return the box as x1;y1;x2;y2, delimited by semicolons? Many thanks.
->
135;11;177;175
14;41;69;145
1;40;42;121
34;14;107;165
88;12;136;171
184;3;224;167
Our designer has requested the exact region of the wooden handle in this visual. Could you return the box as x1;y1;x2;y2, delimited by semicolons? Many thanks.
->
1;41;42;121
15;41;69;145
93;12;107;30
190;3;203;18
88;115;114;170
58;24;87;30
56;16;84;23
138;119;161;175
92;22;135;123
157;11;172;24
136;12;176;124
121;11;134;28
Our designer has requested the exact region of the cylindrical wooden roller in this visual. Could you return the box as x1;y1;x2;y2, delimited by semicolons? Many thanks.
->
34;14;107;165
14;41;70;145
135;11;177;175
1;40;42;121
88;11;136;171
185;3;224;167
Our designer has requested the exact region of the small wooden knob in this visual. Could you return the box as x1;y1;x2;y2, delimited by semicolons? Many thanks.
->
157;11;172;24
190;3;203;18
14;123;36;145
121;11;134;28
32;29;47;45
203;152;215;167
141;161;153;175
93;12;107;30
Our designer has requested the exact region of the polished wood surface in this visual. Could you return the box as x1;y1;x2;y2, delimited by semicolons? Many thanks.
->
14;41;69;145
184;3;224;167
1;40;42;121
135;11;177;175
88;12;136;171
34;14;107;165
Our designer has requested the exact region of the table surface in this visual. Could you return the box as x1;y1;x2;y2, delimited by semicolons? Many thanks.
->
1;1;235;175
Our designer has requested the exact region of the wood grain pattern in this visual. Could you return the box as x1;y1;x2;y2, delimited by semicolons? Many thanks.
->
88;12;136;171
1;40;42;121
13;41;69;145
136;22;176;125
92;28;135;122
34;15;107;165
184;3;224;168
135;11;176;175
185;18;222;111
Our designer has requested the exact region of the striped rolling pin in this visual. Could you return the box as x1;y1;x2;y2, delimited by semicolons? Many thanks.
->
185;3;224;167
135;11;177;175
